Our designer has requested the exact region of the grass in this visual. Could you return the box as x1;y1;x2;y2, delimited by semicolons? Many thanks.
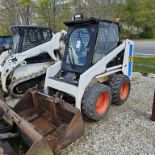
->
133;65;155;74
133;57;155;74
133;57;155;66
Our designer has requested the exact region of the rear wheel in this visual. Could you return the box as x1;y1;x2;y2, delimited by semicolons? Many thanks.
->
110;74;130;105
82;84;112;121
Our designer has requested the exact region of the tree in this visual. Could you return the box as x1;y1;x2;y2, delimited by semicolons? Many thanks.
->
0;0;155;38
122;0;155;38
0;0;33;35
33;0;72;32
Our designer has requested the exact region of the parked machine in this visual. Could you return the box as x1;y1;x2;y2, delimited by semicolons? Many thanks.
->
0;25;66;104
0;16;134;154
44;18;134;119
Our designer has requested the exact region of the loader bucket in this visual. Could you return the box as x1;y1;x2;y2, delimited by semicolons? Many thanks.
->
14;89;84;154
26;139;54;155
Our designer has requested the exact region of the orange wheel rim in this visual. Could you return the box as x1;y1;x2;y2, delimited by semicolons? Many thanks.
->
120;82;129;101
96;92;110;115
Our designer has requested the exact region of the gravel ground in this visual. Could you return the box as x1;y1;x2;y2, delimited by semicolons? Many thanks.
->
62;72;155;155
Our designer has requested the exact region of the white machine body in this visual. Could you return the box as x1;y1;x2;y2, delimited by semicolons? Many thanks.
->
44;39;134;110
0;30;66;93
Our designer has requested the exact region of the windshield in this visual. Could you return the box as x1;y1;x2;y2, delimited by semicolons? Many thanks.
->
12;32;20;53
66;28;90;66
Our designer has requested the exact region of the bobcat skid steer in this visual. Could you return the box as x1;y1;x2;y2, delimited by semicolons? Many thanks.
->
0;25;66;106
0;16;134;154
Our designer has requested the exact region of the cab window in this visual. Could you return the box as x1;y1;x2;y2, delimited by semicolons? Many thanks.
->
93;22;119;64
66;28;90;66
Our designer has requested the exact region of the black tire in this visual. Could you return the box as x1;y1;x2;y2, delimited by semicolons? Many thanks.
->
82;84;112;121
109;74;130;105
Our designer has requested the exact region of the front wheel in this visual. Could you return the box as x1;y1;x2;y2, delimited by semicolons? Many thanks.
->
82;84;112;121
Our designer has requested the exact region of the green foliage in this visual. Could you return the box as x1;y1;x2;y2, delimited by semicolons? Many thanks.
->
121;24;143;39
123;0;139;25
121;0;155;39
0;27;10;36
34;0;73;32
134;57;155;66
0;0;155;38
0;0;34;35
133;57;155;74
140;26;154;39
133;65;155;74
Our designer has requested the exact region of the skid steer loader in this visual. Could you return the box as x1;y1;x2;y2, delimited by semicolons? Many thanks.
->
0;16;134;154
0;25;66;106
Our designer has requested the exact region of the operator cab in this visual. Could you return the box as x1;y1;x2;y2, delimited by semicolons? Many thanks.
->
59;16;120;84
11;25;53;54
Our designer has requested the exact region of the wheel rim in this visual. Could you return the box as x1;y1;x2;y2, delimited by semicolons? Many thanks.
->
96;92;110;115
119;82;129;101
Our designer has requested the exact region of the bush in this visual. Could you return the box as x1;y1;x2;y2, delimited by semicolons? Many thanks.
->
139;26;154;39
121;23;143;39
